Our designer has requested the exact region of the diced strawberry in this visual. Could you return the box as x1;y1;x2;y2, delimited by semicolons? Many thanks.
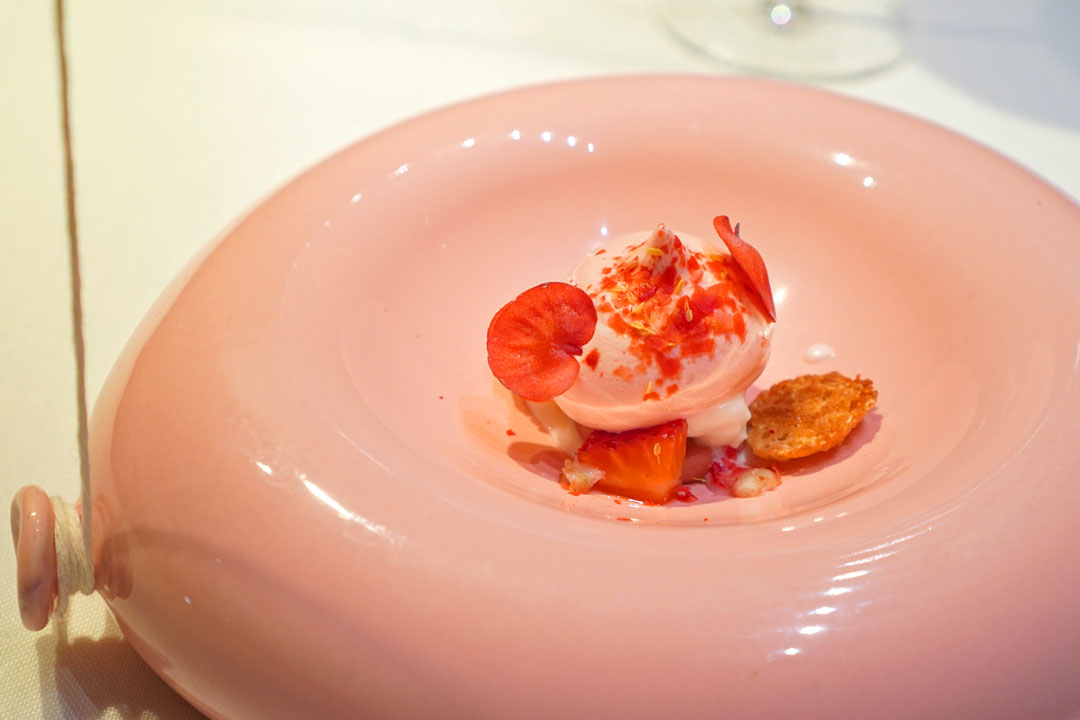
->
712;216;776;322
486;282;597;402
728;467;781;498
705;445;744;488
575;419;688;504
705;446;782;498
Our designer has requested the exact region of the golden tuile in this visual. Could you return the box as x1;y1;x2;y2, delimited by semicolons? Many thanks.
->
748;372;877;461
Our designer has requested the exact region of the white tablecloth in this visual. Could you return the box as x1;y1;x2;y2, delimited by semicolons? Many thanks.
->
3;1;1078;717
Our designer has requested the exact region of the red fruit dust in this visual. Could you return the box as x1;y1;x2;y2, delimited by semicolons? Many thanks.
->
486;282;598;402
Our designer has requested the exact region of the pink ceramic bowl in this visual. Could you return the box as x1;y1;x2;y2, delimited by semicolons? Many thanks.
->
30;77;1080;718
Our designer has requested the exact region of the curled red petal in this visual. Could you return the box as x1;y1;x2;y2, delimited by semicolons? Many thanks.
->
713;216;776;322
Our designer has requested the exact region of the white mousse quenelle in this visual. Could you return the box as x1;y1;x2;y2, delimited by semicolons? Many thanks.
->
554;223;775;446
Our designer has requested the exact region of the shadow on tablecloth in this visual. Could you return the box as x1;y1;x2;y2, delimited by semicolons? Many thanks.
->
35;608;206;720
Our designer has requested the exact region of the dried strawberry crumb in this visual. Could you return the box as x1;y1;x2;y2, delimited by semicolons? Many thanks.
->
655;352;681;377
673;486;697;502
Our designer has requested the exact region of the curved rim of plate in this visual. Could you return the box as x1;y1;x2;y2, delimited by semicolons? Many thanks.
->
328;72;1079;210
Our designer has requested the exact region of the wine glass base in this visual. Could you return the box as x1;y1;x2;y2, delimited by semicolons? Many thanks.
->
659;0;908;80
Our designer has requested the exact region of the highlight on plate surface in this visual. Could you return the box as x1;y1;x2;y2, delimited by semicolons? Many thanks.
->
486;216;877;504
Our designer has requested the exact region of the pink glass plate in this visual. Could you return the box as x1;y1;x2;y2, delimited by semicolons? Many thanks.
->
88;76;1080;719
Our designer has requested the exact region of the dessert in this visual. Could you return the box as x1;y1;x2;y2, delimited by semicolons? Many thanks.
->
487;216;875;504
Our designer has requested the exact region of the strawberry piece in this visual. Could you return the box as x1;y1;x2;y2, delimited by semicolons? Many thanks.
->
705;446;781;498
706;445;745;487
487;282;597;402
576;419;688;504
713;216;776;322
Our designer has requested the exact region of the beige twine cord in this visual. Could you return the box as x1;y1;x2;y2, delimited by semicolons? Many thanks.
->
49;496;96;617
53;0;96;619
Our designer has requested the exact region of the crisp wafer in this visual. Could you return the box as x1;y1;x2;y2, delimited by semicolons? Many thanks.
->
747;372;876;461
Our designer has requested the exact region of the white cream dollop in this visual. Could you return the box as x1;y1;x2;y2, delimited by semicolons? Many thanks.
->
803;342;836;363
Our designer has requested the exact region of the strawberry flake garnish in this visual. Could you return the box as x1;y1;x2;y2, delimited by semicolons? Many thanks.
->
713;216;776;322
672;485;698;503
574;419;688;504
487;282;598;402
